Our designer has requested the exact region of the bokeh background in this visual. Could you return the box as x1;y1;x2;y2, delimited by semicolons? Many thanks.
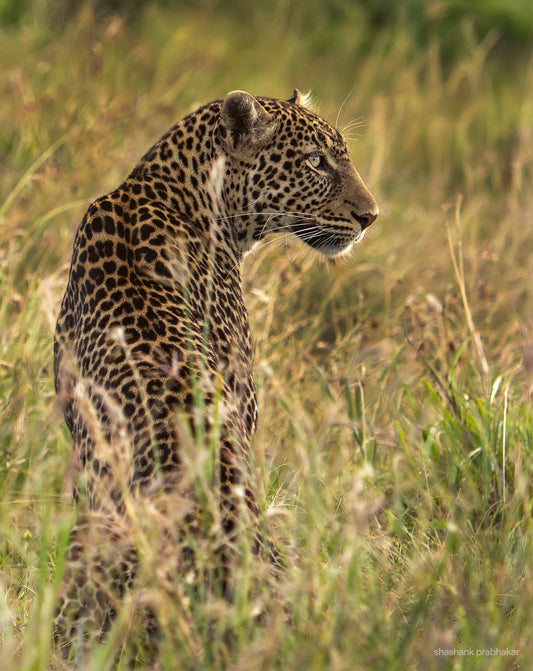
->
1;1;533;669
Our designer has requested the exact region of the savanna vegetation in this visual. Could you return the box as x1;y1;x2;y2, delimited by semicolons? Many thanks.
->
1;1;532;668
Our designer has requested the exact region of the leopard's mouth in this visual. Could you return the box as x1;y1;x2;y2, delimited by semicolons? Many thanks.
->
291;218;365;257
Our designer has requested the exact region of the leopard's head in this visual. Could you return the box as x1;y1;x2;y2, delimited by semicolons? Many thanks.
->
217;89;378;257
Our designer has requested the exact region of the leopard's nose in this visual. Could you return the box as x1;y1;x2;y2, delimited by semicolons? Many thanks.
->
356;210;378;230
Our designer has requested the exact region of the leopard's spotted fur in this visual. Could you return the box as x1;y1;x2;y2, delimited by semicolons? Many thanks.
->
53;89;378;659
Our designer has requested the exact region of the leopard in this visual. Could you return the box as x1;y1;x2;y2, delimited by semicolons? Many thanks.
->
53;89;378;661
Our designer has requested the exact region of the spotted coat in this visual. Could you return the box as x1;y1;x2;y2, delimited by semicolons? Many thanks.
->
53;89;378;655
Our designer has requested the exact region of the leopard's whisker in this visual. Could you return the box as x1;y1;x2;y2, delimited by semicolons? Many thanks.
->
214;210;316;223
341;117;367;137
335;89;354;130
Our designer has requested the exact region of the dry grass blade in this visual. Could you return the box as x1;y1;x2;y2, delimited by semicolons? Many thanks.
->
445;197;490;379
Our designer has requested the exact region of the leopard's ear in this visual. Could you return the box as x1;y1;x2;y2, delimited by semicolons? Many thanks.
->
288;89;302;105
220;91;277;155
288;88;315;111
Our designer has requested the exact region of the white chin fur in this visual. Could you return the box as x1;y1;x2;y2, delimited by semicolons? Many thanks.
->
318;240;353;258
321;228;365;257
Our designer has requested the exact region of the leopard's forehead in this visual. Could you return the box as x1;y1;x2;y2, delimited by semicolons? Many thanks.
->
257;96;346;149
192;95;347;153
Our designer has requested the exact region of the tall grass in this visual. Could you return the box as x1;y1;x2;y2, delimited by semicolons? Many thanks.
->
1;2;532;669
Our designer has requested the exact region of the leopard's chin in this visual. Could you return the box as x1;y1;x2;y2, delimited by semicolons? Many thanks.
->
305;224;365;257
315;240;355;257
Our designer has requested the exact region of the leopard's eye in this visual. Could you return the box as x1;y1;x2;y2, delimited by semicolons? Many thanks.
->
307;153;325;169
